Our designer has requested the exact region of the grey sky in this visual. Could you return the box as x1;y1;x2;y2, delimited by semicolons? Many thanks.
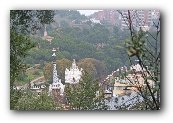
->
78;10;102;16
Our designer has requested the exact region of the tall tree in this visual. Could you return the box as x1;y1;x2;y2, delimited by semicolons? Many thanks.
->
10;10;54;88
10;10;55;109
118;10;160;110
14;91;56;110
65;72;109;110
56;58;72;83
43;58;71;84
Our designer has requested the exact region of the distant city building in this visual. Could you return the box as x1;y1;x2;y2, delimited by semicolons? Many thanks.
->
90;10;160;31
65;59;83;84
90;18;101;24
130;63;148;72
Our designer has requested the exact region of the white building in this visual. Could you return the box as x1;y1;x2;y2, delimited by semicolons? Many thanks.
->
130;64;142;72
48;60;65;96
90;18;101;24
65;59;83;84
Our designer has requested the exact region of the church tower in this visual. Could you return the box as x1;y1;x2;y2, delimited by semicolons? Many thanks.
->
48;48;65;98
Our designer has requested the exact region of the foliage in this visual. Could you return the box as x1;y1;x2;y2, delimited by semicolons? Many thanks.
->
78;58;106;79
65;72;109;110
17;67;43;86
10;29;35;88
43;62;53;83
23;23;130;74
14;91;56;110
56;58;72;83
10;10;54;34
10;90;23;110
43;57;107;84
54;10;87;20
10;10;55;87
43;58;71;84
84;24;110;44
122;10;160;110
10;10;55;110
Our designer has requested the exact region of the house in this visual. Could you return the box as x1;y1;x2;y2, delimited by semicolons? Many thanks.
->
42;25;54;42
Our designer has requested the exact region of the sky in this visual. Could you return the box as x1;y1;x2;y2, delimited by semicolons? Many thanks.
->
78;10;102;16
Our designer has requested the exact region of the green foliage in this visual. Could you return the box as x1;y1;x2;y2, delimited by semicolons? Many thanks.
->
43;62;53;83
17;67;43;86
56;58;72;83
84;24;110;44
10;10;55;110
43;58;105;83
14;91;56;110
124;29;160;110
10;29;35;88
10;90;23;110
43;58;71;84
125;30;146;58
66;72;109;110
78;58;106;79
54;10;87;20
10;10;55;34
10;10;55;87
23;23;130;74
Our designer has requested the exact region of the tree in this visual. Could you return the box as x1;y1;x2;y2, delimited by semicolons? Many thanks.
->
43;58;71;84
14;91;56;110
10;10;55;109
85;23;110;44
56;58;72;83
78;58;106;78
43;62;53;83
10;10;54;88
65;72;109;110
118;10;160;110
10;29;35;88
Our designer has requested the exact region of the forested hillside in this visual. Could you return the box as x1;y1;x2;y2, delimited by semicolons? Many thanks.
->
20;10;159;83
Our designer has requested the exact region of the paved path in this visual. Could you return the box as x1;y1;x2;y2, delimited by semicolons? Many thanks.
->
16;76;45;90
30;76;45;86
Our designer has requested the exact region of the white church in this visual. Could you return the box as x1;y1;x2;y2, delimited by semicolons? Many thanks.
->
65;59;83;84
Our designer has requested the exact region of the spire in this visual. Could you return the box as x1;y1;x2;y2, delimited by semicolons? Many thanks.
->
53;63;59;84
72;59;77;69
52;48;58;84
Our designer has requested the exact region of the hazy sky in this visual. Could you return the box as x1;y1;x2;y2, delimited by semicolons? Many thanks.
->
78;10;102;16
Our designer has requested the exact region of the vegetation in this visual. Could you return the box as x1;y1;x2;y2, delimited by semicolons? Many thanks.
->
65;72;109;110
14;91;56;110
17;66;43;86
117;10;160;110
43;58;71;84
23;22;129;75
10;10;55;110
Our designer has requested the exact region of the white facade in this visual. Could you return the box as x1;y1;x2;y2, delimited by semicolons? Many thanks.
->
48;49;65;96
130;64;142;72
90;18;101;24
65;59;83;84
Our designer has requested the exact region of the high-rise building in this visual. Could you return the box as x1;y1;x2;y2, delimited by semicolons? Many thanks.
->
91;10;160;31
